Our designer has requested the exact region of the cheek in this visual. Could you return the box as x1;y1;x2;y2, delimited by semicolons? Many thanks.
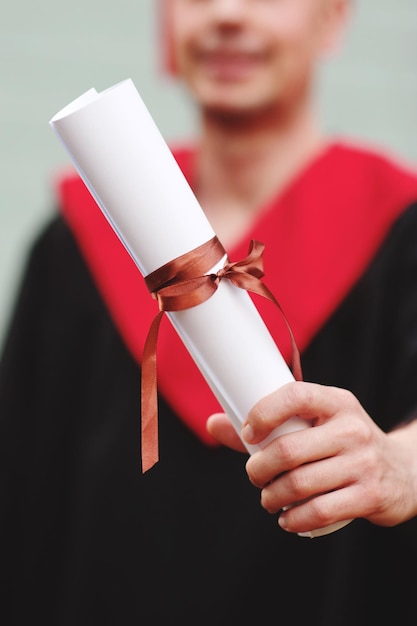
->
167;9;205;73
267;18;323;78
265;38;318;103
264;1;324;53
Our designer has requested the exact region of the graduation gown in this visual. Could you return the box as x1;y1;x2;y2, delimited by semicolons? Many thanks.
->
1;140;417;625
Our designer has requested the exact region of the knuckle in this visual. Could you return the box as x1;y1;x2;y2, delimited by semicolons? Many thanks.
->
245;457;264;488
309;497;333;528
251;401;272;431
283;382;312;412
271;433;301;467
343;415;373;446
260;488;276;513
335;386;356;406
286;467;310;499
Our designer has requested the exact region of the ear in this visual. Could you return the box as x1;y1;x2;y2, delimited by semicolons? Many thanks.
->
319;0;352;57
158;0;178;76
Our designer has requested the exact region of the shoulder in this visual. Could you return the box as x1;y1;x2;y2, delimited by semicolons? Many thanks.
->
329;139;417;198
52;167;95;214
27;215;99;297
308;139;417;234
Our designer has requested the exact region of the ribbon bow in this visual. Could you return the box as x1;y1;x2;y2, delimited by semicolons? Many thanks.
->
141;236;302;472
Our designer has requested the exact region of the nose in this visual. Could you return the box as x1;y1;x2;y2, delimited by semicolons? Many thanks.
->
210;0;246;22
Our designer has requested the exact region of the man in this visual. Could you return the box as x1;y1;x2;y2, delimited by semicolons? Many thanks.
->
1;1;417;624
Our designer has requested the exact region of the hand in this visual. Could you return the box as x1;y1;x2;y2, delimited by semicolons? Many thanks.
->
207;381;417;535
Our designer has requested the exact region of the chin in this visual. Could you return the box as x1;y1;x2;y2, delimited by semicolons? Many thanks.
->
201;92;282;120
191;78;282;114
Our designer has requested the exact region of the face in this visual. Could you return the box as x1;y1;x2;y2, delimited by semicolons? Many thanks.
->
166;0;348;116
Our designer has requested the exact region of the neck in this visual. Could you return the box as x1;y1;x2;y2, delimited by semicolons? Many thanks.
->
192;97;324;245
198;97;325;208
194;98;326;245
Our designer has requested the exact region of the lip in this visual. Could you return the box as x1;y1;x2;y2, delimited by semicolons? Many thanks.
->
196;51;263;80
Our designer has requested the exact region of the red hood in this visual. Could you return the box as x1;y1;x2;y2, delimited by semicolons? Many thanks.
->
55;140;417;445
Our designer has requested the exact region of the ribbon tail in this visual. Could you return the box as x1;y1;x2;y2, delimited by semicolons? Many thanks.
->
252;283;303;382
141;310;164;472
229;272;303;382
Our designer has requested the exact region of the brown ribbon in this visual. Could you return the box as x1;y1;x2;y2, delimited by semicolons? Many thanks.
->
141;236;302;472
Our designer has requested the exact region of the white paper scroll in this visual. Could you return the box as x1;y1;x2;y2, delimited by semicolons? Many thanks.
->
49;78;352;537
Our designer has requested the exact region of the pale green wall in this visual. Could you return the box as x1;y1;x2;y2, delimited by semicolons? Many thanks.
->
1;0;417;348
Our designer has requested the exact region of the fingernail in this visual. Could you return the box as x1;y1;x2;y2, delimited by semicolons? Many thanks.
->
279;511;313;538
241;423;254;443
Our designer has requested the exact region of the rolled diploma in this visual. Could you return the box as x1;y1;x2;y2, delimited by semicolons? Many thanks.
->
50;78;351;536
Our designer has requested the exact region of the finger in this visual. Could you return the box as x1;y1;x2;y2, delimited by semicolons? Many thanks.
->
259;453;356;513
243;381;357;445
206;413;247;452
246;423;329;487
246;414;355;487
277;484;361;535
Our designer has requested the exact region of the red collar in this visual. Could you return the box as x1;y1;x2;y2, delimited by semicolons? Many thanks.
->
55;140;417;444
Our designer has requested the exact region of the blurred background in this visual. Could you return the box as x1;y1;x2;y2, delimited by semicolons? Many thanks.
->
1;0;417;350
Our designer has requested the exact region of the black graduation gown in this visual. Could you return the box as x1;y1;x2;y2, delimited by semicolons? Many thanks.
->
1;142;417;625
